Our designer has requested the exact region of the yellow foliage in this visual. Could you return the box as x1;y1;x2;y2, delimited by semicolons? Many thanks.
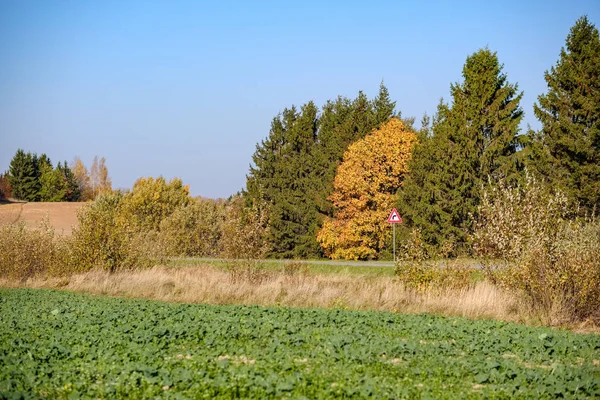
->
317;118;418;260
121;176;191;231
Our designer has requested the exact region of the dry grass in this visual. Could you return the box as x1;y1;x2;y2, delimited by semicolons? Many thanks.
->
0;263;529;323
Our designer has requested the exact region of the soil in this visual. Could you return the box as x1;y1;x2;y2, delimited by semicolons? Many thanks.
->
0;201;85;235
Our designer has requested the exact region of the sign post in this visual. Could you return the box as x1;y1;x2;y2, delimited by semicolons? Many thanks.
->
387;208;402;262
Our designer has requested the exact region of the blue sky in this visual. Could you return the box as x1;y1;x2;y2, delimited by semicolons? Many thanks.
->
1;1;599;198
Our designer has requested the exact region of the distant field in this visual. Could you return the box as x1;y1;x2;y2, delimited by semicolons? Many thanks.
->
0;201;83;235
1;288;598;398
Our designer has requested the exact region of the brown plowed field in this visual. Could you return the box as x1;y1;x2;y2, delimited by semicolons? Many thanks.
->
0;202;85;235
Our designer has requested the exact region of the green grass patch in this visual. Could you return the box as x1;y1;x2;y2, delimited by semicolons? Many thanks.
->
167;258;396;277
1;289;599;398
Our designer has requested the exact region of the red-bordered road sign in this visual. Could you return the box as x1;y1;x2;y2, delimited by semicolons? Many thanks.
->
387;208;402;223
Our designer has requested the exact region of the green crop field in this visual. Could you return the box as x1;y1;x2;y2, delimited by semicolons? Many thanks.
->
1;289;598;399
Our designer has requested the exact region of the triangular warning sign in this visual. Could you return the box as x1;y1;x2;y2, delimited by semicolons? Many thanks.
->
387;208;402;223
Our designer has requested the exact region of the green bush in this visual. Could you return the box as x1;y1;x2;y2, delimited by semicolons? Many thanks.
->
158;198;225;257
473;174;571;262
496;220;600;323
1;177;250;279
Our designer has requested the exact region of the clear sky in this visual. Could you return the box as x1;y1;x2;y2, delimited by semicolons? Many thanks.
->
1;1;599;199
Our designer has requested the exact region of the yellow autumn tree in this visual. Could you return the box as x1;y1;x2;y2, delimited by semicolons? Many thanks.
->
71;157;92;201
119;176;191;231
90;156;112;198
317;118;418;260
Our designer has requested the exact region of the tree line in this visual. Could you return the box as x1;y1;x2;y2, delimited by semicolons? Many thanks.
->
1;151;112;202
244;82;406;258
245;16;600;259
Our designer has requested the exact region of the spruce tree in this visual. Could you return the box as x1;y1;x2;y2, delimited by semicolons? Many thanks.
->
373;81;397;126
246;103;320;258
8;149;39;201
270;101;320;258
58;161;81;201
529;16;600;213
399;48;523;252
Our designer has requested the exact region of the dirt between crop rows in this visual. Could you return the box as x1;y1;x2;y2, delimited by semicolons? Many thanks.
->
0;201;84;236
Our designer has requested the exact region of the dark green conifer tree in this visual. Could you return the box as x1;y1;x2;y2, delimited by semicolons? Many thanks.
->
373;81;397;126
246;103;320;258
528;16;600;213
8;149;40;201
57;161;81;201
398;48;523;252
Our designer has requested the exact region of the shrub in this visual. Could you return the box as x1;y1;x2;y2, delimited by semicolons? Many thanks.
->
70;192;160;273
283;261;309;277
219;195;270;260
473;175;600;323
473;174;571;263
70;177;200;272
495;220;600;323
395;261;474;293
119;177;190;231
394;228;474;293
0;173;11;200
0;219;69;280
158;198;225;257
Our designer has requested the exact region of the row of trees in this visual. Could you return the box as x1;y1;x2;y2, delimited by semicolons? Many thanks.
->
3;150;112;202
399;15;600;255
245;83;406;258
246;16;600;259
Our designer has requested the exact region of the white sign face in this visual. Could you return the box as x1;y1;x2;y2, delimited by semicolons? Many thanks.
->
387;208;402;223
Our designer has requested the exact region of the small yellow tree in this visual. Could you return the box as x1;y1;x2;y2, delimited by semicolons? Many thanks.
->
71;157;92;201
90;156;112;198
317;118;418;260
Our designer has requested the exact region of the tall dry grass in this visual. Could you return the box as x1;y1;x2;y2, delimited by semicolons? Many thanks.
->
0;263;527;324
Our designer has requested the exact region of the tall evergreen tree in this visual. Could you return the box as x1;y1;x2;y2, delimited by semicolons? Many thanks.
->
57;161;81;201
528;16;600;213
246;103;320;258
373;81;397;126
399;48;523;251
8;149;39;201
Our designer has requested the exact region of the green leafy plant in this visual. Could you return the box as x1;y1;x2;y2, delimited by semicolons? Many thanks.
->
1;288;598;398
